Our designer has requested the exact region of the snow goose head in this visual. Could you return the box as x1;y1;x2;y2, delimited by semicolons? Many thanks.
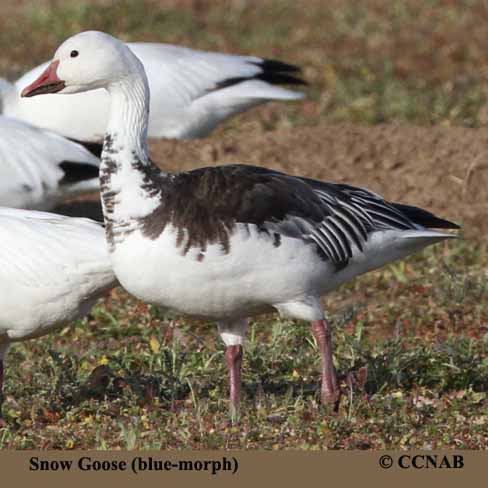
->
22;31;144;97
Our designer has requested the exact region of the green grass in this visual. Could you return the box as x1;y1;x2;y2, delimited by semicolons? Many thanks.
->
2;0;488;129
1;241;486;449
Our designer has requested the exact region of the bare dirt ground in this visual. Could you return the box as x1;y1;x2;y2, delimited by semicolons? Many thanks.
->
65;123;487;238
147;124;487;238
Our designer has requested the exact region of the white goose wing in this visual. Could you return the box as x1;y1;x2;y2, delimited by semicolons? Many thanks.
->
4;43;304;141
130;43;305;138
0;116;99;210
130;42;304;106
0;208;115;336
0;207;112;288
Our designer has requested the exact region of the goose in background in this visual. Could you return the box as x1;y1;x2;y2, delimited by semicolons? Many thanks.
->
1;42;304;145
0;115;100;211
22;31;459;414
0;207;116;407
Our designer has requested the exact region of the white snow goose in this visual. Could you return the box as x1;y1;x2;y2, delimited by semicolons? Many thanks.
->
2;41;304;145
22;31;460;413
0;207;116;409
0;115;100;211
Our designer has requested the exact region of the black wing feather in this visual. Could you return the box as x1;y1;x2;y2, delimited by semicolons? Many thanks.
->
390;203;460;230
144;165;457;269
214;58;306;91
67;139;104;158
59;161;99;185
248;168;457;267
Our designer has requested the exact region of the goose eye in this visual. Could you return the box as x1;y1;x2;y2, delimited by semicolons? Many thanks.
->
70;50;79;58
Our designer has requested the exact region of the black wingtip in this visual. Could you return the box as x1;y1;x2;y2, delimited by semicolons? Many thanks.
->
213;57;307;92
215;73;306;91
392;203;461;230
59;161;100;185
259;58;302;74
256;71;307;86
254;58;307;86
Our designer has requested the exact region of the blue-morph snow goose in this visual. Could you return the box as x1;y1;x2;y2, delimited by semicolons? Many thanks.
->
0;207;116;406
2;42;304;144
0;115;99;210
23;31;459;412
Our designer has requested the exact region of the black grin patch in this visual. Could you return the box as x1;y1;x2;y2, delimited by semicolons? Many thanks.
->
23;81;66;97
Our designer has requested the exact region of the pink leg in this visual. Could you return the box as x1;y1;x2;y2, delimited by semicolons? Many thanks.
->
311;320;340;405
225;345;243;417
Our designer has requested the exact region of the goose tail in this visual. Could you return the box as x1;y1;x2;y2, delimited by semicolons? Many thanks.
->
401;229;458;245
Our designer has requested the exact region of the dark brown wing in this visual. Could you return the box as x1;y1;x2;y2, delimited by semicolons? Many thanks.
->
140;164;458;268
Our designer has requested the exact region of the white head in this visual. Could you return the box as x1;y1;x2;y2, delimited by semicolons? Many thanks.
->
22;31;145;97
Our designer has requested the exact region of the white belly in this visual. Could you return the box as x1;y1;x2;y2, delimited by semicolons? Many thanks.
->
109;223;442;322
110;223;331;320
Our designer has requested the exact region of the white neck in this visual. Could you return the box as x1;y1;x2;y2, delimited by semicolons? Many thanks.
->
100;66;164;250
106;74;150;164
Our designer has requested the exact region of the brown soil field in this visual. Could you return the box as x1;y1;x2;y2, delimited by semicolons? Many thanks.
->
145;124;487;238
63;124;487;239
